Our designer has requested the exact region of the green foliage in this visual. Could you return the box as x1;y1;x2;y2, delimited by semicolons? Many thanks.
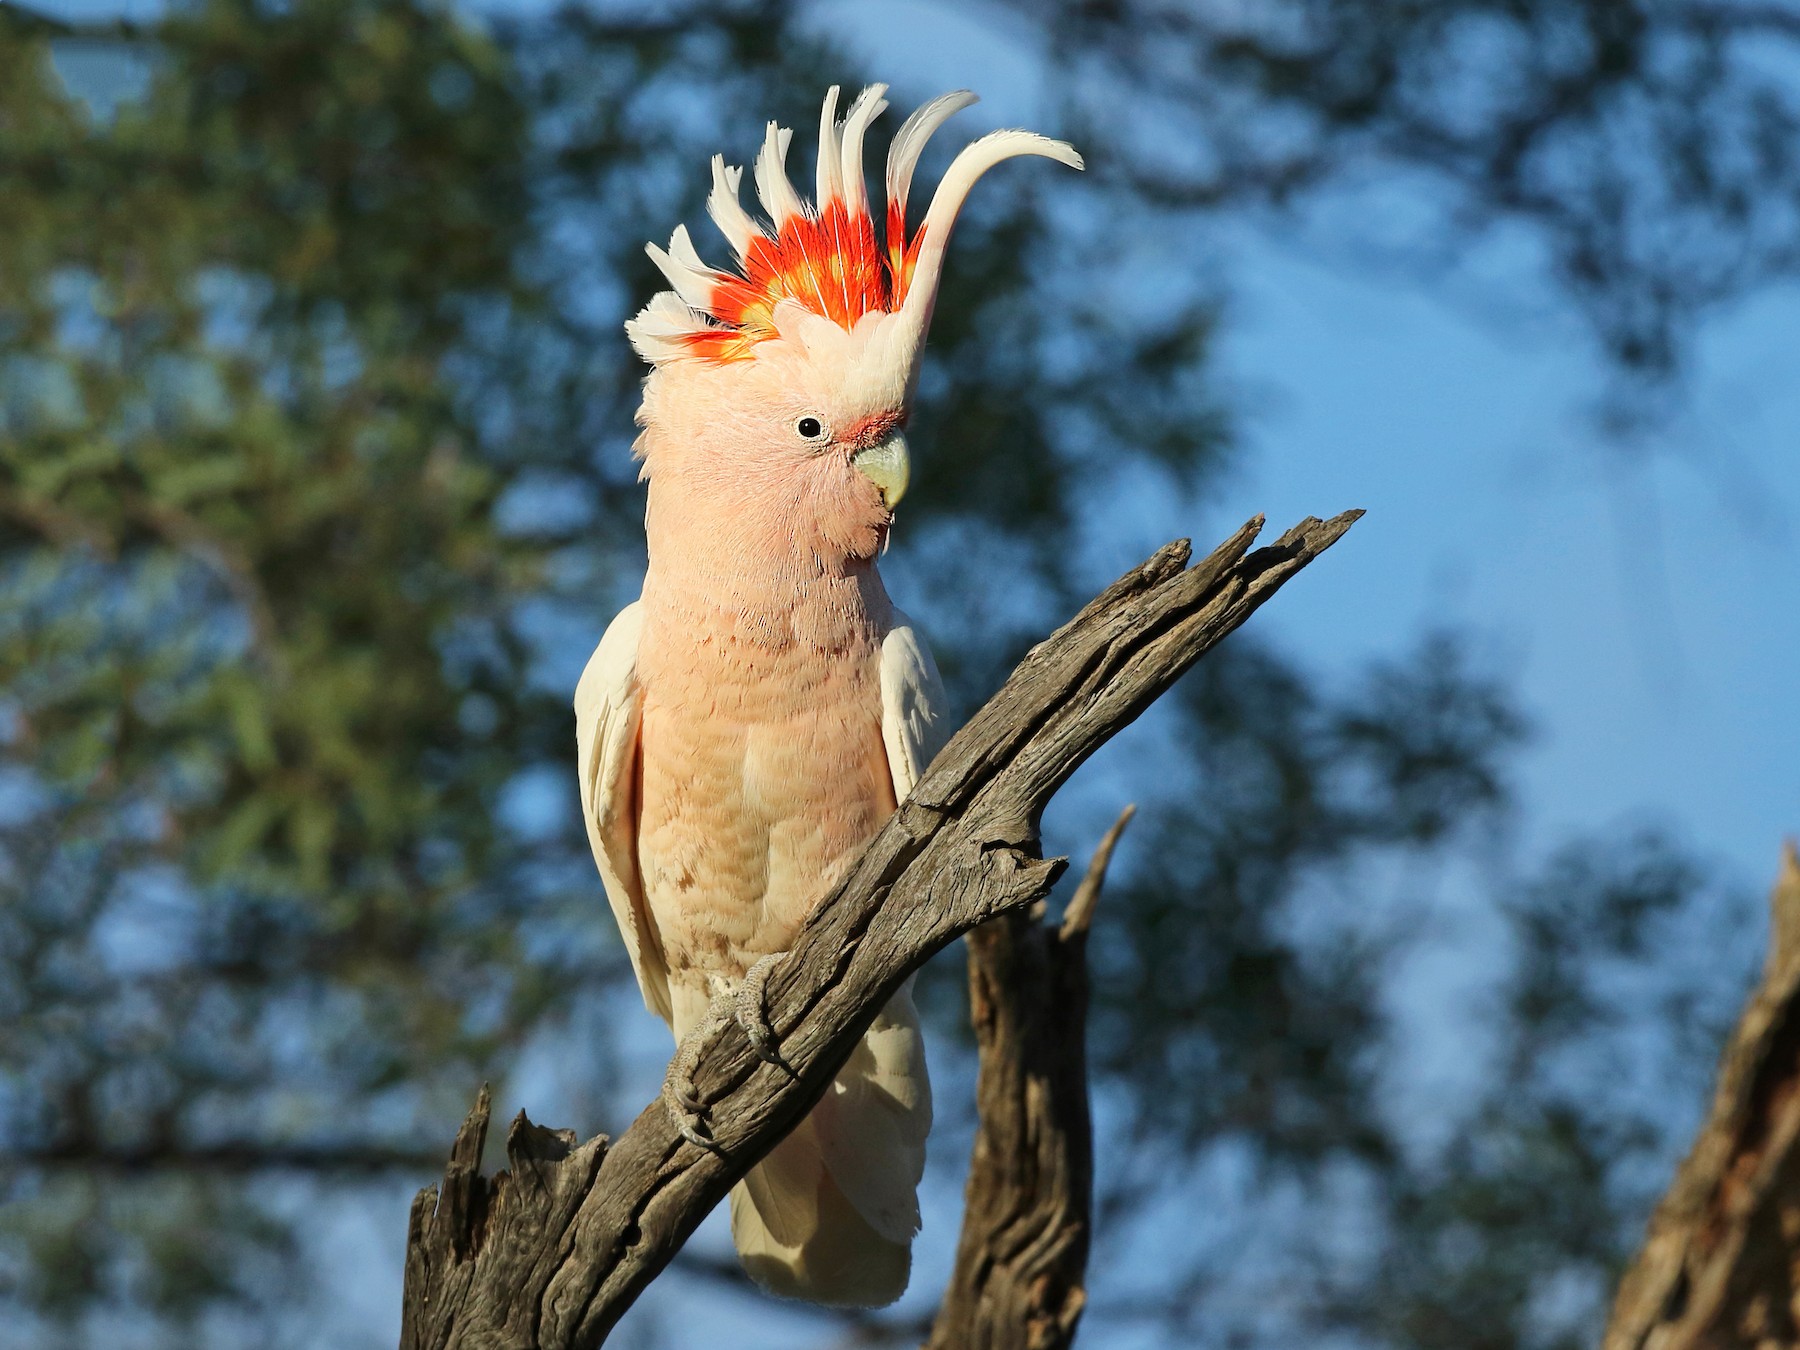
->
0;0;534;908
0;1;558;1322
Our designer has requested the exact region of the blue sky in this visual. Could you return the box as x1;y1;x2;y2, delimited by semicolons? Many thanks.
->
1221;233;1799;884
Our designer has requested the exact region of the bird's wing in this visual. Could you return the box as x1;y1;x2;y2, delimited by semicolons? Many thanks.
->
878;608;950;806
574;601;672;1023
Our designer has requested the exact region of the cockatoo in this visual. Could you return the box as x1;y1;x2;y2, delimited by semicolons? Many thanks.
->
575;84;1080;1307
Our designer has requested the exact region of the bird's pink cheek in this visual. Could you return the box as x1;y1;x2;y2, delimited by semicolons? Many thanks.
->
810;464;889;561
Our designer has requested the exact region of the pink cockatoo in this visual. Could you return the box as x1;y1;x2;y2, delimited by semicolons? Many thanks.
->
575;84;1080;1307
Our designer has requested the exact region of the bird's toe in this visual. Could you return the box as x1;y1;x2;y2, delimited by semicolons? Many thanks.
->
733;951;792;1072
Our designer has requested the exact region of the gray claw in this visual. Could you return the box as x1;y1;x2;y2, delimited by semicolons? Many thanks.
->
663;1077;716;1151
662;1014;725;1153
734;951;791;1072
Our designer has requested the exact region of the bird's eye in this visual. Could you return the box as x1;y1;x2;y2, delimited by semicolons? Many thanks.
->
795;415;826;441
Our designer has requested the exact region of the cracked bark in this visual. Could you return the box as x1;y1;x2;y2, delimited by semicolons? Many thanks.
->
1606;841;1800;1350
923;804;1134;1350
399;511;1360;1350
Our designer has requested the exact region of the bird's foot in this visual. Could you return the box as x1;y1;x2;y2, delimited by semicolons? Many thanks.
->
662;1012;726;1153
734;951;792;1073
660;956;792;1150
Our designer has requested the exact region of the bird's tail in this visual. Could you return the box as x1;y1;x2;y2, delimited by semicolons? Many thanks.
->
729;983;931;1307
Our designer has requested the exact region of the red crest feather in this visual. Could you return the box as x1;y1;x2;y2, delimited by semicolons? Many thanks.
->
627;85;1081;368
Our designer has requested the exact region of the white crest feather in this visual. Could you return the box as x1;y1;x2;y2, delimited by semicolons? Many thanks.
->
918;130;1083;232
815;84;844;211
645;225;723;314
706;156;761;260
889;128;1082;400
886;90;979;229
667;222;710;274
839;84;889;220
626;290;704;362
755;121;804;229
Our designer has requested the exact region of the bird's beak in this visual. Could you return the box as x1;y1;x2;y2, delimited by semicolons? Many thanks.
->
853;432;910;511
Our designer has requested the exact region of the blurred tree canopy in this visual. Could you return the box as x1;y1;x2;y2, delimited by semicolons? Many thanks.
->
0;0;1789;1346
1036;0;1800;382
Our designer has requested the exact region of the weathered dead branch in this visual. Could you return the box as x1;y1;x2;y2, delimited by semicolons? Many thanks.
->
923;804;1134;1350
400;511;1360;1350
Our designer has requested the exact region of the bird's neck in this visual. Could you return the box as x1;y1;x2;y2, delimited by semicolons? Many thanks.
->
639;481;891;654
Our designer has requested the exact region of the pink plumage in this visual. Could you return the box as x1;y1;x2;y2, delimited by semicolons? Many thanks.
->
577;84;1081;1306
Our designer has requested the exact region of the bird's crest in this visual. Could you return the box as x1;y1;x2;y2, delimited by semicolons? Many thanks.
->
627;85;1081;368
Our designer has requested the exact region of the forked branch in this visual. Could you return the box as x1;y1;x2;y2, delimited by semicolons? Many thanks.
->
400;511;1361;1350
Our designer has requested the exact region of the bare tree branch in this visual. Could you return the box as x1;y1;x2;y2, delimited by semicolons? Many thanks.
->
400;511;1360;1350
1606;839;1800;1349
924;803;1135;1350
1062;805;1135;943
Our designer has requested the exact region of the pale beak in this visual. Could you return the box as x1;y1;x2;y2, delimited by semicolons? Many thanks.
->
852;432;910;510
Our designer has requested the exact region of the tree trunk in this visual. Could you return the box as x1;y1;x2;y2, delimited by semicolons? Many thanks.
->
925;805;1132;1350
1607;841;1800;1349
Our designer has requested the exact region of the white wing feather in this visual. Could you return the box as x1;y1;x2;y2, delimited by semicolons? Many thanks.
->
573;601;672;1022
812;983;931;1245
879;608;950;804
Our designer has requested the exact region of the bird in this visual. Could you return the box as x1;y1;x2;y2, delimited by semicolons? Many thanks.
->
575;83;1081;1308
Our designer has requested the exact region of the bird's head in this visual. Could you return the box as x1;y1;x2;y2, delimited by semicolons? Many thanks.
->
628;85;1081;564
